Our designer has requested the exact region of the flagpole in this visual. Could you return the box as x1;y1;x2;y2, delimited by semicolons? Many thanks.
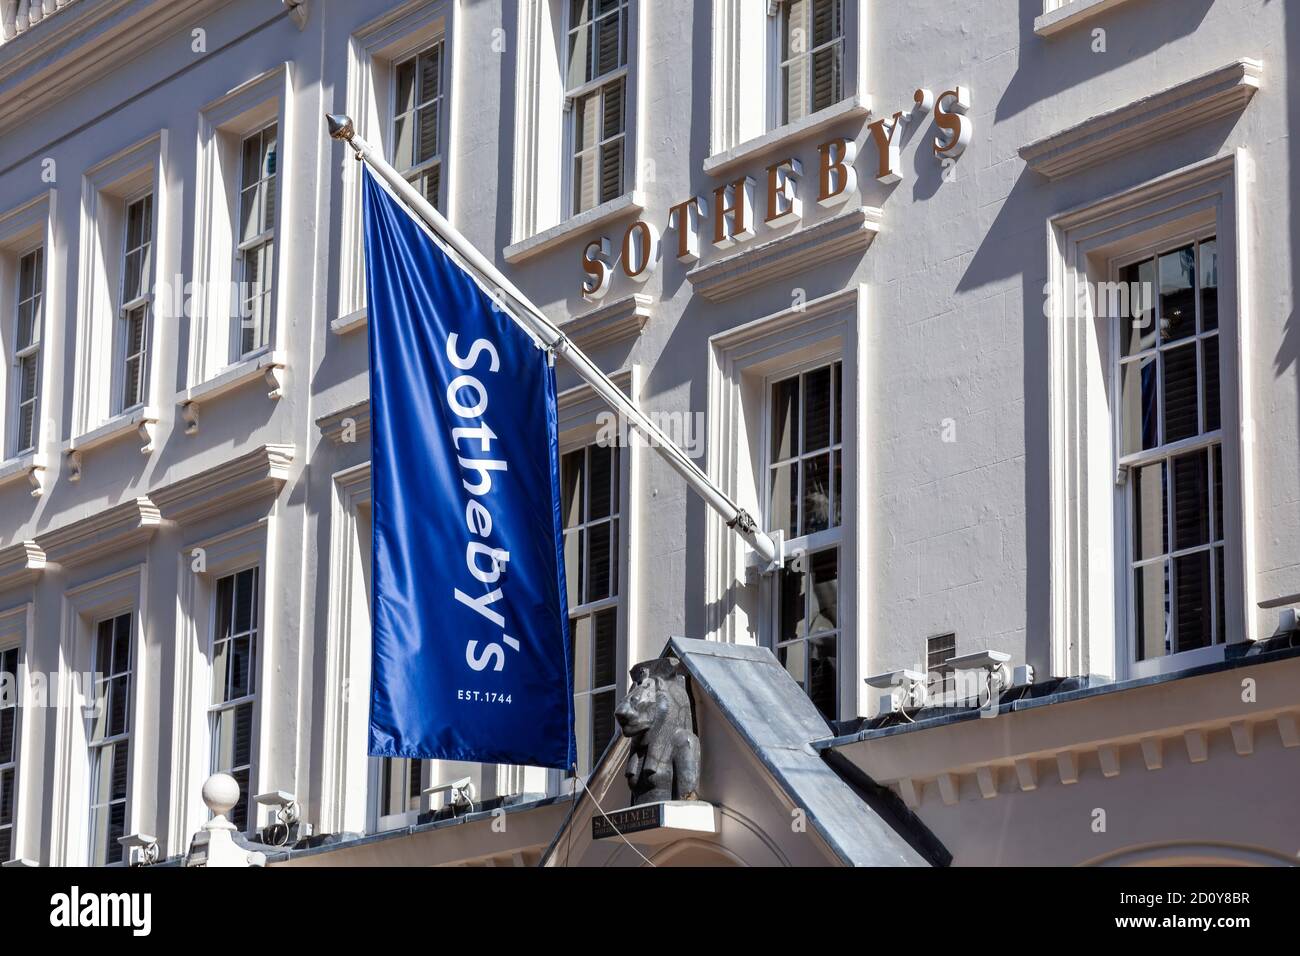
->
327;114;783;570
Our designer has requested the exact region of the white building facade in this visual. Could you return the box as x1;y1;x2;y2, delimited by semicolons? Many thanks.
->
0;0;1297;867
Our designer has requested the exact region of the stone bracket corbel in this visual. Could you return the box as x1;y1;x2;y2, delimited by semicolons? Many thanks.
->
284;0;308;30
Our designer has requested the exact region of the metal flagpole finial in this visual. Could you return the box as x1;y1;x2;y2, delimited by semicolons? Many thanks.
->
326;113;354;140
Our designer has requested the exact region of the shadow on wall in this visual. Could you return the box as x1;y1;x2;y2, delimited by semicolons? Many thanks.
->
998;0;1215;123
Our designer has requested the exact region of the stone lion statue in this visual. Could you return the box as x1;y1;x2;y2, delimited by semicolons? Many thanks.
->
614;657;701;805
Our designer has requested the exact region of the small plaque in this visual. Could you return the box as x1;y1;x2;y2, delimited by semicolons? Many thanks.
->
592;803;664;840
590;800;720;845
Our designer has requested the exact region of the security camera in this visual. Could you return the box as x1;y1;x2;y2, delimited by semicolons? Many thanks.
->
423;777;475;812
945;650;1013;700
864;669;928;714
255;790;312;847
117;833;159;867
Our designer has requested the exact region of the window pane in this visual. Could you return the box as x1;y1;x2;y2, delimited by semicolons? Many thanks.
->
585;522;611;601
1161;343;1199;443
392;114;414;174
782;60;808;125
564;530;583;607
1212;444;1223;541
1199;239;1218;331
571;615;591;694
588;444;613;519
1171;450;1209;551
0;710;14;766
778;640;805;689
810;42;842;113
394;57;417;115
803;365;832;452
768;463;796;537
770;376;799;462
1119;259;1157;357
234;568;257;635
1134;561;1169;662
417;104;439;165
592;689;616;759
1214;544;1226;643
833;362;842;444
1119;355;1157;454
1158;245;1196;343
1173;550;1212;654
562;449;584;528
807;549;838;633
567;18;591;88
575;694;591;774
777;562;805;643
1202;335;1220;432
593;8;622;75
832;449;842;528
801;453;831;535
808;634;837;721
1132;461;1166;561
593;608;617;688
812;0;843;46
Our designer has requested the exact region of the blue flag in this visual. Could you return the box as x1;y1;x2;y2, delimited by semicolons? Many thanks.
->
362;168;575;770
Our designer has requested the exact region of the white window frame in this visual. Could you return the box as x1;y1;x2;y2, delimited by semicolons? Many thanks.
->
1046;150;1256;681
561;0;631;219
51;566;148;866
390;39;449;212
0;604;32;864
708;0;866;164
767;0;848;131
708;287;864;718
338;1;457;328
0;192;53;472
87;610;135;866
71;133;168;442
560;440;625;776
761;357;844;720
190;64;290;387
554;367;637;787
207;564;263;835
115;189;154;415
508;0;645;253
321;461;372;835
232;123;279;362
169;521;273;854
9;244;43;458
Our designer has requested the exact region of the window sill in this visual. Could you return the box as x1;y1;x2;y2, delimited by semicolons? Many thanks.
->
64;406;160;480
331;307;367;336
1126;642;1228;682
703;95;871;177
179;350;287;435
1034;0;1135;37
0;451;48;497
503;191;646;264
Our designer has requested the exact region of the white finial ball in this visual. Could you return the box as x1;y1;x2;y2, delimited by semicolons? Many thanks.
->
202;773;240;816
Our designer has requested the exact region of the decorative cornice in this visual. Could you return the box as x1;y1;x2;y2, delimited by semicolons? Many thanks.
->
36;497;160;568
686;205;882;302
1020;58;1262;181
0;0;232;136
0;540;46;592
317;401;371;446
560;293;652;351
150;443;294;524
